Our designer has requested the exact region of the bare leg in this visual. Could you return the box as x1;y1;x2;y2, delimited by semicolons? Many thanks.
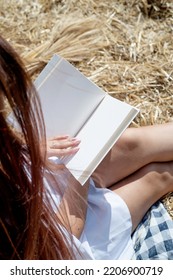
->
92;122;173;188
110;161;173;232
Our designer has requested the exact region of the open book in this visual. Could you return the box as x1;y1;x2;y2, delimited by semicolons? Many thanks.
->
34;54;139;185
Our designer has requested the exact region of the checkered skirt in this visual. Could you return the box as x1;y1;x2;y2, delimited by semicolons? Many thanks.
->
131;201;173;260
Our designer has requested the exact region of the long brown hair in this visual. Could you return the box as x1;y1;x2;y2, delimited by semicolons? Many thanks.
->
0;35;75;259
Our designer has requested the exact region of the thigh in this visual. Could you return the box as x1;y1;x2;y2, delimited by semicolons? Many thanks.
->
92;128;149;188
92;123;173;189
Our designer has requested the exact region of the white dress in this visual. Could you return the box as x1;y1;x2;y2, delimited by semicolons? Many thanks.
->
73;179;135;259
46;158;135;260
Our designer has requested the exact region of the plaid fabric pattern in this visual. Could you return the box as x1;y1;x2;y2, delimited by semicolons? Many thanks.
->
131;201;173;260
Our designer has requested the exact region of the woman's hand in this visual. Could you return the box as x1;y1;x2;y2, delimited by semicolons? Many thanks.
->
46;135;80;158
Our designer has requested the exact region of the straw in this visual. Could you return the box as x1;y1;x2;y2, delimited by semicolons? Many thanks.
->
1;0;173;216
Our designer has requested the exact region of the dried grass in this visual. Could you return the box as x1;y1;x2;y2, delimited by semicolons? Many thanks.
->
0;0;173;216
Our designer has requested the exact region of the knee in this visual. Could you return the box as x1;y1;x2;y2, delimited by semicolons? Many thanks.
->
116;127;142;154
141;162;173;195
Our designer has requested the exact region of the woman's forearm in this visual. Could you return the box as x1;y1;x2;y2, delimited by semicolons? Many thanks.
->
57;177;90;239
43;135;89;239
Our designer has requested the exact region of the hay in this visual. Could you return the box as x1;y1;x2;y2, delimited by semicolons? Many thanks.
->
0;0;173;216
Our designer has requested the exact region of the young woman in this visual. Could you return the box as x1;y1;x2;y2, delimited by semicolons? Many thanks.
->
0;35;173;260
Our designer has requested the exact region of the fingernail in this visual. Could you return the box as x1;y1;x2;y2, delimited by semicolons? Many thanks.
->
71;138;81;142
72;147;80;153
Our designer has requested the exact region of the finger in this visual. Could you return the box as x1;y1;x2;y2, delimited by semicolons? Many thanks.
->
47;146;80;157
58;147;80;156
49;139;80;149
50;135;70;141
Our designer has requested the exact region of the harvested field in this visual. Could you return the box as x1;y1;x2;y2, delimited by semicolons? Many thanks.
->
0;0;173;216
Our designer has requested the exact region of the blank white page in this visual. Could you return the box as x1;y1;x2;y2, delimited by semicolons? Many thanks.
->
66;94;138;184
35;55;105;138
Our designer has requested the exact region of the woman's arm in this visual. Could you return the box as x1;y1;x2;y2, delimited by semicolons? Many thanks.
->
44;135;88;239
57;176;90;239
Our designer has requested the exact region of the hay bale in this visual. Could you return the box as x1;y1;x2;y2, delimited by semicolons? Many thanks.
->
135;0;173;19
0;0;173;217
